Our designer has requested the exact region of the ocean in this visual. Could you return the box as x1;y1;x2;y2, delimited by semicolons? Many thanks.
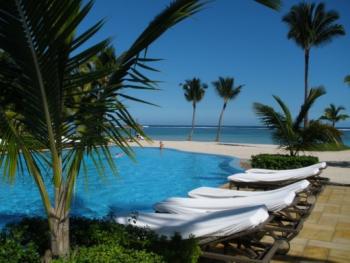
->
142;125;350;146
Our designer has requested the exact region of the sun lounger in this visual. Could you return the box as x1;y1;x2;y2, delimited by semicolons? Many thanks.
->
188;180;311;199
114;206;286;262
228;166;326;193
188;180;316;218
155;190;307;241
154;191;296;214
245;162;327;174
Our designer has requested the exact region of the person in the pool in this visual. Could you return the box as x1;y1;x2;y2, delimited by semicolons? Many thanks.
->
159;141;164;150
115;152;124;158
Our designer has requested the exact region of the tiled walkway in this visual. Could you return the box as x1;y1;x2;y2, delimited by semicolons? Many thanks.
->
273;185;350;263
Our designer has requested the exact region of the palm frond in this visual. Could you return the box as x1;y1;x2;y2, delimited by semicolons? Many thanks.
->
294;86;326;129
254;0;281;11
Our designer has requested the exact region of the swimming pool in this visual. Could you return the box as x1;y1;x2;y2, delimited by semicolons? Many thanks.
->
0;147;241;227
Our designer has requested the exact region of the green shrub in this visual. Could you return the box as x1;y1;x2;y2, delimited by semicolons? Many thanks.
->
251;154;319;169
52;244;165;263
0;217;201;263
0;236;40;263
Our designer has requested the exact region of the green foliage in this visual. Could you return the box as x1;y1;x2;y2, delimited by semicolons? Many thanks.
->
52;245;165;263
282;2;345;50
251;154;319;169
0;217;201;263
254;87;343;156
0;237;40;263
305;143;350;151
320;104;349;127
212;77;244;102
181;78;207;103
345;75;350;86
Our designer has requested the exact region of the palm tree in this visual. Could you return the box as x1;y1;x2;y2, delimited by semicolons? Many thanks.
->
345;75;350;86
320;104;349;127
213;77;244;142
254;87;342;156
181;78;207;141
282;2;345;127
0;0;205;257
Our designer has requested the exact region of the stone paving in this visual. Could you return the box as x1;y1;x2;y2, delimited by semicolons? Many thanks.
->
273;185;350;263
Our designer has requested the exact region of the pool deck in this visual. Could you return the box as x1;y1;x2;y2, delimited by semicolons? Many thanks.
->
134;140;350;262
273;185;350;263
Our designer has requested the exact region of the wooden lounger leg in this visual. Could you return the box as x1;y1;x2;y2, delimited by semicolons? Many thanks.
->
201;239;284;263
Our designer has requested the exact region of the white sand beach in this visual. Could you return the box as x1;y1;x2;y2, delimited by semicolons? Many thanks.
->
137;140;350;184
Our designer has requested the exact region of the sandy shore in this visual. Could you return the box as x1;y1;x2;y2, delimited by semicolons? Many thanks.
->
136;140;350;184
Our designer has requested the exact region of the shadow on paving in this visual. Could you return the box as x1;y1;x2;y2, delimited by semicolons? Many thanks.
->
273;254;338;262
326;161;350;168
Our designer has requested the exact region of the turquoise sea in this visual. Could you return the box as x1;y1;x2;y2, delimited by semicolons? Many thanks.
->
143;125;350;146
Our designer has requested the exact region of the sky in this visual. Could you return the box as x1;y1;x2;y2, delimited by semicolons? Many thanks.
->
80;0;350;126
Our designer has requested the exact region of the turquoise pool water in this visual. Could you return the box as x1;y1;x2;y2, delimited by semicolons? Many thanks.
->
0;147;240;227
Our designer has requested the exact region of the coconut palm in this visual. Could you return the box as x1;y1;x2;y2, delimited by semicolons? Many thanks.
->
345;75;350;86
0;0;205;257
212;77;244;142
320;104;349;127
282;2;345;127
254;87;342;156
181;78;207;141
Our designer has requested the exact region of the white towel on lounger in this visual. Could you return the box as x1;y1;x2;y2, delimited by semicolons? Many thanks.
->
228;168;320;183
246;162;327;174
154;191;295;214
188;180;310;199
114;205;269;239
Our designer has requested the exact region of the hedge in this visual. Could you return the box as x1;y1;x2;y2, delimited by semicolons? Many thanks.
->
0;217;201;263
251;154;319;170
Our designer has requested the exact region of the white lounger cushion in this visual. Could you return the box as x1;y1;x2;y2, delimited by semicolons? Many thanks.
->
228;167;320;183
154;191;295;214
188;180;310;199
246;162;327;174
114;206;269;239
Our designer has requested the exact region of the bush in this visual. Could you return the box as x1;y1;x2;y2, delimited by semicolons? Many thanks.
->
0;217;201;263
251;154;319;169
0;235;40;263
52;244;165;263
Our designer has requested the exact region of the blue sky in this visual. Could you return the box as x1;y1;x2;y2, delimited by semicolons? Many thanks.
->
81;0;350;126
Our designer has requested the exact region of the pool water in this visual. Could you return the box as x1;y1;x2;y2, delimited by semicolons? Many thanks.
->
0;147;240;227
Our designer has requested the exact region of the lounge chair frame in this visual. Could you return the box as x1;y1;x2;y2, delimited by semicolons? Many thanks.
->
199;216;288;263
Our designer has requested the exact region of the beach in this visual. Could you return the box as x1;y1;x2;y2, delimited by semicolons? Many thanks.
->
138;140;350;184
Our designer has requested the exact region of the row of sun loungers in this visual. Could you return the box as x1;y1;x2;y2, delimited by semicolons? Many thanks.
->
115;162;328;262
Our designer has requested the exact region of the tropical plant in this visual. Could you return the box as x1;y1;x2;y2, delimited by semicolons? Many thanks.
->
181;78;207;141
345;75;350;86
0;0;205;258
320;104;349;127
282;2;345;127
212;77;244;142
254;87;342;156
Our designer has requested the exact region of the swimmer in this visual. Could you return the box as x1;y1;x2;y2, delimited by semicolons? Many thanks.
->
115;153;124;158
159;141;164;150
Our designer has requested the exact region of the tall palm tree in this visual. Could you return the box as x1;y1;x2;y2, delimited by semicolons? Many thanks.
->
181;78;207;141
212;77;244;142
282;2;345;127
0;0;205;257
254;87;342;156
320;104;349;127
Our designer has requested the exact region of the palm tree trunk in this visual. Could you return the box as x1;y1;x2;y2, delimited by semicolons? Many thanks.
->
50;184;70;258
332;120;335;127
304;49;310;127
188;102;196;141
215;102;227;142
